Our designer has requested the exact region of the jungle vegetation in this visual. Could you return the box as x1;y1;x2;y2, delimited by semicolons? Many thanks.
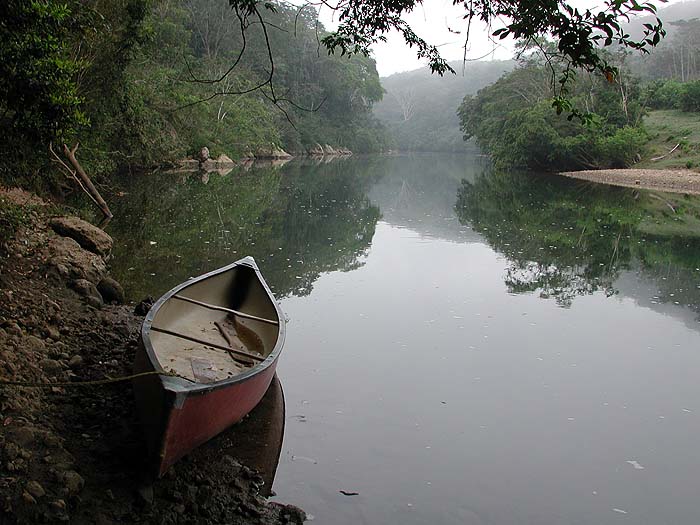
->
0;0;388;187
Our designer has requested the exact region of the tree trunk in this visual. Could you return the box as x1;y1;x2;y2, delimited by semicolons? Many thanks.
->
63;143;113;219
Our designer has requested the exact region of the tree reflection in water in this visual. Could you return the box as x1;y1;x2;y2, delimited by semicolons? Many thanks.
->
105;158;383;300
456;170;700;311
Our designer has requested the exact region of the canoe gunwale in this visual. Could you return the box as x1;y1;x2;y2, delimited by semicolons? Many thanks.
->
140;256;286;397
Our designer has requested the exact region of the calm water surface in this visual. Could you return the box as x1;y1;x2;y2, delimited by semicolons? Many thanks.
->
107;153;700;524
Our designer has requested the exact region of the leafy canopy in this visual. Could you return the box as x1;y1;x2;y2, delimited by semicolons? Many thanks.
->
230;0;666;84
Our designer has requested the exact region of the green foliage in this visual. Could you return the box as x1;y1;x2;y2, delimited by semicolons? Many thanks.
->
644;79;686;110
680;80;700;112
458;55;648;171
0;199;30;249
103;0;390;167
0;0;389;187
0;1;86;145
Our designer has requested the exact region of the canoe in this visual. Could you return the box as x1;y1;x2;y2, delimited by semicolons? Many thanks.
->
133;256;286;477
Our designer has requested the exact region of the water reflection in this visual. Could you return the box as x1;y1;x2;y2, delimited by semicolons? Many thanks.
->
189;375;285;497
456;170;700;315
105;159;383;300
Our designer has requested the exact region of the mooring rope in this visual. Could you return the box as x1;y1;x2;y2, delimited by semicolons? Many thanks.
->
0;370;183;388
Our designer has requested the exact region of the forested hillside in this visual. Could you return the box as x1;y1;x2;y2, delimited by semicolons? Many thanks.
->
373;60;514;152
457;0;700;172
0;0;388;187
625;0;700;81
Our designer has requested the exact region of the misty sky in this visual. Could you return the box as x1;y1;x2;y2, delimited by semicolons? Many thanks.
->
316;0;682;77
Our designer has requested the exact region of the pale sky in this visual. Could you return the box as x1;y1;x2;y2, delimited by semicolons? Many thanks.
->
315;0;683;77
318;0;513;76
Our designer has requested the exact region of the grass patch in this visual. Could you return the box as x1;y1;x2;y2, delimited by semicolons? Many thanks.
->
0;198;32;247
639;110;700;170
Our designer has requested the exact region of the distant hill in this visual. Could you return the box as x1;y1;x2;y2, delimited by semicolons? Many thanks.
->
374;60;514;152
625;0;700;40
625;0;700;80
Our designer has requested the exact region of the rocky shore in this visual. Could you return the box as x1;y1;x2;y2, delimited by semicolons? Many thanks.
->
0;189;304;524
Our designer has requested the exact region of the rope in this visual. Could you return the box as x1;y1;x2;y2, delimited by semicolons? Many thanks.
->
0;370;184;388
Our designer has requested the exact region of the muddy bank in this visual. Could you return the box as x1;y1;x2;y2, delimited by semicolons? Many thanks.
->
559;168;700;195
0;189;304;524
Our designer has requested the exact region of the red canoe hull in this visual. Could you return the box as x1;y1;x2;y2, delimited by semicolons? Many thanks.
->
133;343;279;476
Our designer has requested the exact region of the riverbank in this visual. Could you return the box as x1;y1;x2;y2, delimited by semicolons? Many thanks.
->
0;188;304;524
559;168;700;195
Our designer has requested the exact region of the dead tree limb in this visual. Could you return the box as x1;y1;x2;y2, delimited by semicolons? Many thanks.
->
650;142;680;162
57;143;113;219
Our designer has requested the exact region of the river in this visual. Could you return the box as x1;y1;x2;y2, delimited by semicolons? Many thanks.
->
105;152;700;524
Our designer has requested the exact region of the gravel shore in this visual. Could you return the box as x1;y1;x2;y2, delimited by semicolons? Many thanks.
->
559;168;700;194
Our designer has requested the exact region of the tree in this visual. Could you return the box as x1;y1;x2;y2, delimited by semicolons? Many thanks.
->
229;0;665;90
0;1;85;145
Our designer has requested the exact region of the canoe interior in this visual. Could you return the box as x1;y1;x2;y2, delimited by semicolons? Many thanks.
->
149;263;279;383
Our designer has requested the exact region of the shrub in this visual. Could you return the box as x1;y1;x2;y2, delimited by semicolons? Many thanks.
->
644;79;686;110
680;81;700;112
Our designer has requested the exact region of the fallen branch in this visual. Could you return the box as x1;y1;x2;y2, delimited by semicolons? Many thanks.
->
650;142;680;162
49;142;113;220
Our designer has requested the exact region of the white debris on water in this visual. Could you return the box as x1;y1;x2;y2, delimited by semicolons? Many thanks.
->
291;455;318;464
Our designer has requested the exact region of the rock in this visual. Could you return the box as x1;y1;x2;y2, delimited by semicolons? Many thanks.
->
25;481;45;499
97;277;125;304
255;143;293;159
47;236;107;284
177;159;200;170
200;159;217;171
138;484;154;505
199;146;210;162
45;326;61;341
25;335;46;353
5;442;20;460
62;471;84;495
21;491;36;505
12;427;35;447
134;296;155;316
85;295;103;309
50;499;67;515
49;217;113;257
71;279;99;298
68;355;83;368
54;264;70;279
308;143;324;156
40;359;63;376
5;322;22;336
216;154;235;167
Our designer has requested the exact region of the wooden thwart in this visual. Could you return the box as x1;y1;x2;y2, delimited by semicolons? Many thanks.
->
172;295;279;326
149;326;263;363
